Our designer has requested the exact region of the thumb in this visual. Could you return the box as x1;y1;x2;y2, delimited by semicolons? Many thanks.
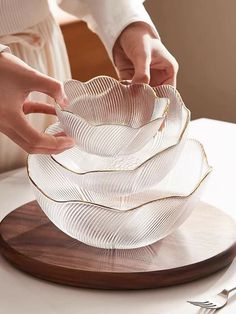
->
30;71;68;108
131;52;151;85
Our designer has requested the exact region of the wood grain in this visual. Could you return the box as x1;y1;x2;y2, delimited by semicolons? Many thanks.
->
60;21;117;81
0;201;235;290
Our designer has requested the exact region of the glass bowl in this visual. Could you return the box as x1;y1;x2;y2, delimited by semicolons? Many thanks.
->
27;79;211;249
32;120;187;197
56;76;169;156
28;139;210;211
28;139;211;249
52;84;190;173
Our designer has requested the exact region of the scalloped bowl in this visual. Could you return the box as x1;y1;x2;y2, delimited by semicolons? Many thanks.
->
53;84;189;172
56;77;169;156
28;79;211;249
28;139;211;249
33;119;187;197
28;139;210;210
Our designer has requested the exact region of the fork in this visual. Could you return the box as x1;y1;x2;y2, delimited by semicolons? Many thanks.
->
187;286;236;310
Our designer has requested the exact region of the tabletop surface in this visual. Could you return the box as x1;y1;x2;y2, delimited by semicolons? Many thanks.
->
0;118;236;314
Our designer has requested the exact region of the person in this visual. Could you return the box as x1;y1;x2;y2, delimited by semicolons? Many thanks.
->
0;0;178;173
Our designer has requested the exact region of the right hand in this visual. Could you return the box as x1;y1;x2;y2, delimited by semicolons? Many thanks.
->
113;22;178;87
0;52;75;154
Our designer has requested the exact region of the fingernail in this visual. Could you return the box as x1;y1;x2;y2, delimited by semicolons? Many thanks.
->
132;73;150;84
58;94;69;108
57;136;75;147
54;131;67;137
63;96;69;108
120;80;132;85
64;139;75;148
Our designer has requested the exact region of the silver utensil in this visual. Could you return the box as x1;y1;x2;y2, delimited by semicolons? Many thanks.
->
187;286;236;310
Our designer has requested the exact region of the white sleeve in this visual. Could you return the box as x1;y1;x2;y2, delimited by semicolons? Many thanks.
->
58;0;159;60
0;44;10;53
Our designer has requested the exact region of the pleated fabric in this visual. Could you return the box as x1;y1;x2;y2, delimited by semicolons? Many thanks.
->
0;13;71;173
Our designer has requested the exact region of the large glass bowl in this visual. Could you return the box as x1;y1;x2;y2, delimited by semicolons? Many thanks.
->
29;171;210;250
56;77;169;156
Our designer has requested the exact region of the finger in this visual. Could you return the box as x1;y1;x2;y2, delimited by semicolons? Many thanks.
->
3;127;73;154
117;68;134;81
120;80;132;85
150;73;176;88
23;101;56;115
162;76;177;88
29;72;68;108
156;68;177;88
162;62;178;87
11;112;75;152
149;64;178;87
161;58;178;87
0;53;68;108
54;131;67;137
2;126;31;152
131;51;151;84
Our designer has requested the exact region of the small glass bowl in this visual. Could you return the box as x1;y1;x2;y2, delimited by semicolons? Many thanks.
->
56;76;169;156
52;84;190;173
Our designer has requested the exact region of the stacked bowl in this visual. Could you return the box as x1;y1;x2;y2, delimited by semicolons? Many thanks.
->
28;76;212;249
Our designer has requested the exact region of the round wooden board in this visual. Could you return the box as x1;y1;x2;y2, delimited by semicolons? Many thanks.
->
0;201;235;290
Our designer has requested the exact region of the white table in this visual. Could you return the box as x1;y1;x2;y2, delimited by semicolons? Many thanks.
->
0;118;235;314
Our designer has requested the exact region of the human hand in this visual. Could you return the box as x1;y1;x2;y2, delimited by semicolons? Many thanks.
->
0;52;74;154
113;22;178;87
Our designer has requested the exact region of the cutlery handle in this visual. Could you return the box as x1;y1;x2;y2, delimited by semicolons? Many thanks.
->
227;287;236;294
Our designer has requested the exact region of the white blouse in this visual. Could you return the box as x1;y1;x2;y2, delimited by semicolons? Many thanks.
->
0;0;158;59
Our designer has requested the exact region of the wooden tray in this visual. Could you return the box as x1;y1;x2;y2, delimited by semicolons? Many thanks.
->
0;201;235;290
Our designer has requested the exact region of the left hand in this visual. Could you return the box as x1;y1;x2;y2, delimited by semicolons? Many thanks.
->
0;52;74;154
113;22;178;87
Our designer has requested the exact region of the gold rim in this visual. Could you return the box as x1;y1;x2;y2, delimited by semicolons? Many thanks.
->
56;76;169;128
49;106;190;175
27;80;212;212
27;167;212;213
51;83;191;174
55;103;168;129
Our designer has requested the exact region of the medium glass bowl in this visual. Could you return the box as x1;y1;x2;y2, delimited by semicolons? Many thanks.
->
41;122;187;196
28;139;209;210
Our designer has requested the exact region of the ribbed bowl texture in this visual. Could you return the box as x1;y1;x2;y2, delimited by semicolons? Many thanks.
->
53;84;189;172
56;77;170;156
41;122;186;196
28;78;211;249
28;139;211;211
31;177;209;249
